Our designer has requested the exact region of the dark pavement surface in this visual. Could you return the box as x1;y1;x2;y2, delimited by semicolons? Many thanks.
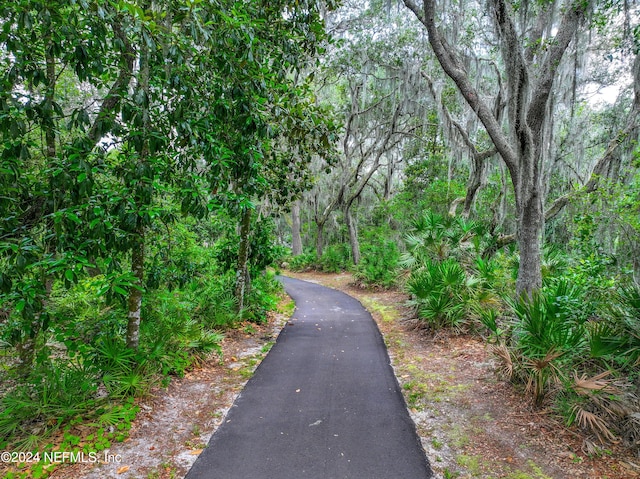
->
185;276;432;479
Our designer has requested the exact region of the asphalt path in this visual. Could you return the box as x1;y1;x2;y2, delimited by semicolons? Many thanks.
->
185;276;432;479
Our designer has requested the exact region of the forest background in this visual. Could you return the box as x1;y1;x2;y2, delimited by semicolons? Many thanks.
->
1;0;639;478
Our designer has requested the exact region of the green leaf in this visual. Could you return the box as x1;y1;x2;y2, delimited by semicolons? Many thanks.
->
66;212;81;224
15;300;26;312
113;286;128;295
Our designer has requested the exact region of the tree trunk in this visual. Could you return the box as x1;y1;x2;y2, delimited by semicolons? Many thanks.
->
126;229;145;349
126;28;149;350
16;334;38;377
383;154;396;201
316;220;325;258
44;35;56;163
344;204;360;265
490;163;509;233
235;207;252;312
15;279;53;376
291;199;303;256
516;192;543;296
462;154;489;218
16;32;59;374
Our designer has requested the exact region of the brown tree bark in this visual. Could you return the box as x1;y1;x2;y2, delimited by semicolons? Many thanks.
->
126;229;145;350
87;21;136;146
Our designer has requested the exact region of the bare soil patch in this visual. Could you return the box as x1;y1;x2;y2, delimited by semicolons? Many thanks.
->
287;271;639;479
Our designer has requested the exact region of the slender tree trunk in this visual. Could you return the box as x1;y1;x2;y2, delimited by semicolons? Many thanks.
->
493;164;509;232
16;278;53;376
291;199;303;256
126;28;150;350
316;221;325;258
87;21;135;146
15;341;37;377
235;207;252;312
384;155;395;201
44;37;56;163
344;204;360;265
126;229;145;349
17;33;58;374
462;155;488;218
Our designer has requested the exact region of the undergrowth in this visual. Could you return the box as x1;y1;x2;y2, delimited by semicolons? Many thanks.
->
400;211;640;456
0;223;284;478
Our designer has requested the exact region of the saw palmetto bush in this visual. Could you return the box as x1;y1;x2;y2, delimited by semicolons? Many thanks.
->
493;278;640;453
401;211;498;332
505;280;589;406
401;211;489;267
577;283;640;452
406;258;480;331
590;284;640;370
0;360;101;450
401;211;453;267
287;251;317;272
353;240;400;288
555;371;640;451
185;270;240;328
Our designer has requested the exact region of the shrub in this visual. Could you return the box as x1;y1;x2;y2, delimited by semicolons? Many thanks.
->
287;252;317;272
589;283;640;370
243;270;283;323
506;280;588;405
185;270;240;329
353;240;399;288
0;360;101;450
401;211;490;269
406;258;479;331
319;244;351;273
489;276;640;452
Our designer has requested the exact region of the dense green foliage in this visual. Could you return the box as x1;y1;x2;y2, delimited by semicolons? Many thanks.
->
0;216;285;476
0;0;335;476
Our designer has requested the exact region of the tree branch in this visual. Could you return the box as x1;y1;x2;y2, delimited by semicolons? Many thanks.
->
404;0;519;177
525;2;586;137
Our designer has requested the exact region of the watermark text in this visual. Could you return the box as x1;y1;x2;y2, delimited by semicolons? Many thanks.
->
1;450;123;464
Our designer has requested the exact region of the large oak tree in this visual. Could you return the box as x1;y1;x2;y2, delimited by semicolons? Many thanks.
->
403;0;639;296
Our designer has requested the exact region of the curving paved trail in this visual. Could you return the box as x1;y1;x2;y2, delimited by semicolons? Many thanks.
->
186;276;432;479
